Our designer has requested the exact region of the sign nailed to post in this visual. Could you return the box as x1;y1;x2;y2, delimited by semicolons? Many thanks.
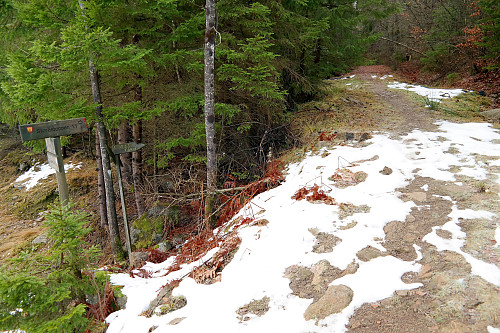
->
19;118;88;142
17;117;87;207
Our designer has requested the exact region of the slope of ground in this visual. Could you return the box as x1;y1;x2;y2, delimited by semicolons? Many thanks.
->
104;67;500;333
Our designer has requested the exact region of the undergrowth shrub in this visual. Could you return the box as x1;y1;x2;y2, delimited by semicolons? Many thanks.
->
0;204;106;333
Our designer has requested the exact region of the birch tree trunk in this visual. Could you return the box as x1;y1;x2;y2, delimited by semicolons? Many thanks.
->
204;0;217;227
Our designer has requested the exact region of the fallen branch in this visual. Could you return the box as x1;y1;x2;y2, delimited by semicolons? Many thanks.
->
380;37;425;56
148;177;277;199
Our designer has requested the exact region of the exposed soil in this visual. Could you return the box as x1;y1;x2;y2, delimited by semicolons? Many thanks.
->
338;65;500;333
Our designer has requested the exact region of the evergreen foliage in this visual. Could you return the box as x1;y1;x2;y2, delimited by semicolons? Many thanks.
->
479;0;500;67
0;0;399;216
0;205;103;333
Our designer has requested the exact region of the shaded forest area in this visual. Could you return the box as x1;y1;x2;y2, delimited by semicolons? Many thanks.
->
0;0;498;252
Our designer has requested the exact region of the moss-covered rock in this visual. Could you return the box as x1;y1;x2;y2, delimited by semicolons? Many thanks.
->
131;215;165;250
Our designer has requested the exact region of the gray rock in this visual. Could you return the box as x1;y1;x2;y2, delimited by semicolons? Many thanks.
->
482;108;500;122
13;183;26;190
168;317;186;325
32;234;49;245
153;234;163;244
158;241;173;252
130;251;149;268
304;285;353;320
148;205;180;221
116;294;128;310
130;227;141;244
18;162;30;172
172;234;186;247
356;245;387;262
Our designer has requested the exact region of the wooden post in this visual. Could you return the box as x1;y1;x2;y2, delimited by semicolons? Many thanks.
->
112;142;145;267
45;137;69;207
115;154;133;267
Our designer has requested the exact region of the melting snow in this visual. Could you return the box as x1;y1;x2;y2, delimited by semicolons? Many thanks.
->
106;121;499;333
13;162;82;190
387;82;468;102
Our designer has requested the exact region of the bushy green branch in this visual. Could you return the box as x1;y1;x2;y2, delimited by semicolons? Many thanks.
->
0;204;104;333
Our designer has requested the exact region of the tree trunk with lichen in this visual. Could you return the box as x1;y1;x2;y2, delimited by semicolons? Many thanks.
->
95;130;107;229
204;0;217;227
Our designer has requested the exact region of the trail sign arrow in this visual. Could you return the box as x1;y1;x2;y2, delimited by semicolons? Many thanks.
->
111;142;145;155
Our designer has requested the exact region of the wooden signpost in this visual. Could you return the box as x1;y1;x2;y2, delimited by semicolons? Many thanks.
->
112;142;145;265
19;118;88;206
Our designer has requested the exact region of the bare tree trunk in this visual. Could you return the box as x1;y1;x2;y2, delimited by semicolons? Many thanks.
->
89;60;124;260
204;0;217;227
79;0;124;259
96;130;108;229
132;120;145;216
130;78;146;217
314;38;322;64
118;122;132;182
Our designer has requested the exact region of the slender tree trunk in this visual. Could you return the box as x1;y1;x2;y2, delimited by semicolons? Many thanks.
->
204;0;217;227
79;0;124;259
96;130;108;229
89;60;124;260
314;38;322;64
118;122;132;182
131;79;146;216
132;120;145;216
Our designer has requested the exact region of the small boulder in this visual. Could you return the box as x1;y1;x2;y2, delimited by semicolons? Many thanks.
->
130;251;149;268
356;245;387;262
481;108;500;123
32;233;49;245
379;166;393;175
304;285;353;320
158;241;173;252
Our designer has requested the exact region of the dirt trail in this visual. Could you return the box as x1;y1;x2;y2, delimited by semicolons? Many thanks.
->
341;66;500;333
349;65;438;135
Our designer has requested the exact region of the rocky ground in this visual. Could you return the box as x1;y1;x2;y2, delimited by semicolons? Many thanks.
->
336;66;500;333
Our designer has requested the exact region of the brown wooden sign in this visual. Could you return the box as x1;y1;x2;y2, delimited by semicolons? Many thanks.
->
19;118;88;142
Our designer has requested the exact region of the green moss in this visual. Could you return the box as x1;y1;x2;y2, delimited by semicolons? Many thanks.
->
113;285;125;299
132;215;164;250
159;296;187;315
438;93;492;120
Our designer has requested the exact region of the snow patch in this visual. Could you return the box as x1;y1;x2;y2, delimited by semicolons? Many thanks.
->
387;81;467;102
13;162;82;190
